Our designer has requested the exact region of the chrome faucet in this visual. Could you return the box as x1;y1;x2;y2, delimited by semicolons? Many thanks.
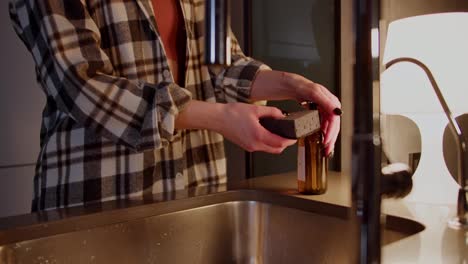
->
385;58;468;229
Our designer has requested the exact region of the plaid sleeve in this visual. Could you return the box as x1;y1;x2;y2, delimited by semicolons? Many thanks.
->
9;0;191;152
210;30;271;103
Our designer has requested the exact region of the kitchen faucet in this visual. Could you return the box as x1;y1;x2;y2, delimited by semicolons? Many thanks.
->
385;57;468;229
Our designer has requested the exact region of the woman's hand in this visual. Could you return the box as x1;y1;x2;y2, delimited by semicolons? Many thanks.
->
218;103;297;154
290;74;341;156
175;101;296;154
251;70;341;156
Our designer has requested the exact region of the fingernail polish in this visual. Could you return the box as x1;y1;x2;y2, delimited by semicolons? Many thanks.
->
333;108;342;116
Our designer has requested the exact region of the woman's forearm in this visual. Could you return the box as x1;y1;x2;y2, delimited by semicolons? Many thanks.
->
174;100;225;132
250;70;298;101
174;100;296;154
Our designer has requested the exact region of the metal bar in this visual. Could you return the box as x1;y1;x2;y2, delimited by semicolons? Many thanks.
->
205;0;231;65
353;0;382;262
242;0;254;179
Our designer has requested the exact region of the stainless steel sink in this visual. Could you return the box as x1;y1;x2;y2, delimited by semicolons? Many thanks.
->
0;190;424;264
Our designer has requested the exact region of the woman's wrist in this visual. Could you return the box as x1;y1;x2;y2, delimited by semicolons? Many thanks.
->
250;70;298;101
174;100;227;133
204;102;227;134
280;72;307;102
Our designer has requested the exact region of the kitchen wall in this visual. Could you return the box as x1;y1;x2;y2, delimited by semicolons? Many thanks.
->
382;0;468;21
340;0;354;176
0;4;44;217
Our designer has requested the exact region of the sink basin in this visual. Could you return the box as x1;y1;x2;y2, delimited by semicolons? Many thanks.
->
0;190;424;263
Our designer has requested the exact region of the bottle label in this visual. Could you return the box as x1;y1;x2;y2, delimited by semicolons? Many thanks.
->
298;145;305;181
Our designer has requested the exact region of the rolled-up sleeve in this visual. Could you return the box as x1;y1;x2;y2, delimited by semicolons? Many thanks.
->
210;30;271;103
9;0;191;152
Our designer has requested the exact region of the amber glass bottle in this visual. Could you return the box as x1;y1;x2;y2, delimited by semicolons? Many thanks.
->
297;103;328;194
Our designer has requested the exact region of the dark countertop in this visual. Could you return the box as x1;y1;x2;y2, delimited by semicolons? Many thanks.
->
0;171;466;263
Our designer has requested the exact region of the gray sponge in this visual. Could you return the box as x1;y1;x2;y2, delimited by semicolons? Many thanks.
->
259;110;321;139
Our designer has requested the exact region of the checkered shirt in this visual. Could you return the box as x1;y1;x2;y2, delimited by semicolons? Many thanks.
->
9;0;269;211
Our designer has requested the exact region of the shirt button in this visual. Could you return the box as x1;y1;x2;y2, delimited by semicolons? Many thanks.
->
175;172;185;190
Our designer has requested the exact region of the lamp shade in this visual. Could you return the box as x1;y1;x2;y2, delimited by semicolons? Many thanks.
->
381;12;468;115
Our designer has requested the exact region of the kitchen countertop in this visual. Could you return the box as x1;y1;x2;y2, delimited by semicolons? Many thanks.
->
0;171;466;263
236;171;468;263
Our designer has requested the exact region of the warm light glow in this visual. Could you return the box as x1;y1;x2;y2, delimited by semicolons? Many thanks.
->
381;63;441;114
382;13;468;114
381;13;468;205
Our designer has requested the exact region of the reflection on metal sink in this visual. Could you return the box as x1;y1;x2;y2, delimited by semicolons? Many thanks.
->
0;191;424;263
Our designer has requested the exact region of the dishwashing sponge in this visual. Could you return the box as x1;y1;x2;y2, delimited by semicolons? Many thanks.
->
259;110;321;139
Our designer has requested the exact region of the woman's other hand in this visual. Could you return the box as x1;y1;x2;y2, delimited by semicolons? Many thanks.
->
175;101;296;154
251;70;341;156
291;74;341;156
218;103;297;154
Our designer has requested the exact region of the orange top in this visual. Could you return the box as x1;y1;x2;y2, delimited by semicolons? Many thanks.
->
151;0;186;85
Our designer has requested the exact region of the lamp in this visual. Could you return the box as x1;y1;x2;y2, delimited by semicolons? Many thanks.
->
381;13;468;208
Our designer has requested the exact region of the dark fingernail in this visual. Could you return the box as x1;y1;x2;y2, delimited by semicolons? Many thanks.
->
327;151;335;158
333;108;342;116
